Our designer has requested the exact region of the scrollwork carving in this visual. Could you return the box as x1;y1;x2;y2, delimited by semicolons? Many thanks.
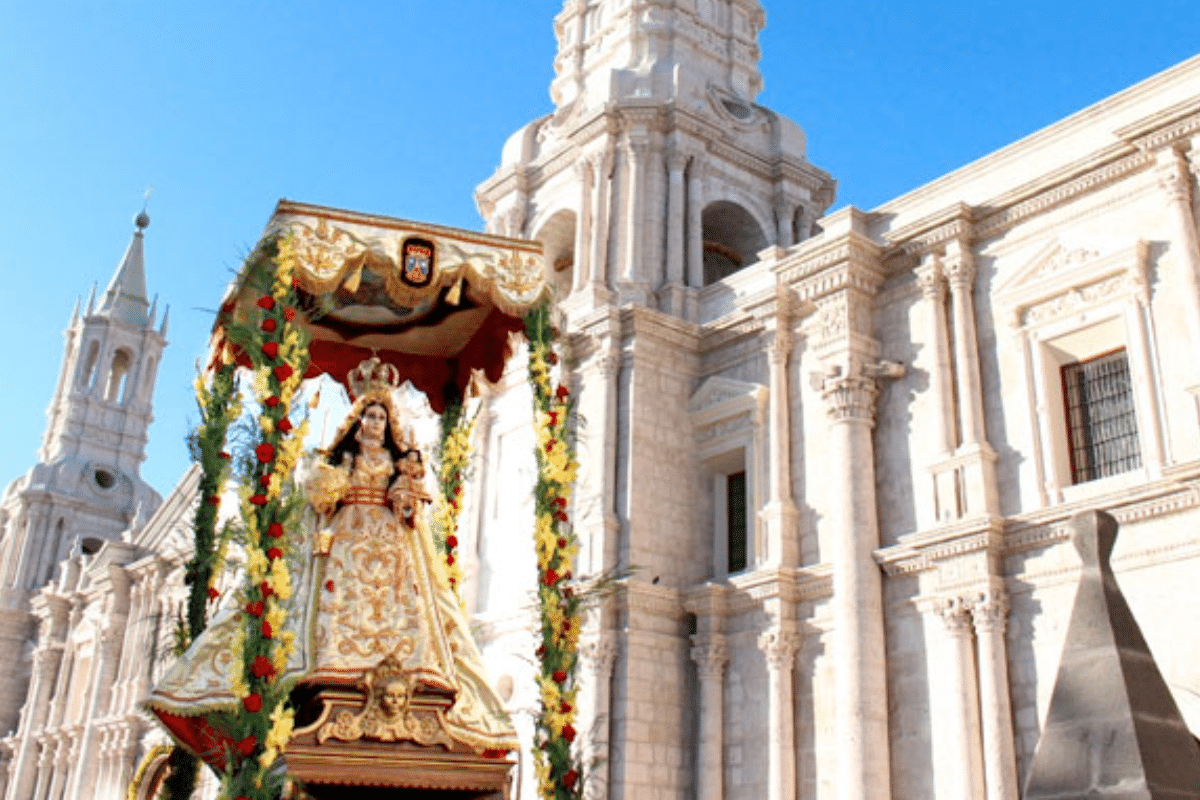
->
757;629;800;671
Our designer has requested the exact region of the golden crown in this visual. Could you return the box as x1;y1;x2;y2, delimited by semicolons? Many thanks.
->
347;357;401;401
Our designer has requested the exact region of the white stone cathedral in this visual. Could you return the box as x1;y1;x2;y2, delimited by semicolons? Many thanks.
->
4;2;1200;799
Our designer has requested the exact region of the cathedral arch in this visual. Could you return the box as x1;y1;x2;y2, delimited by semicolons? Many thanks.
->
532;208;578;300
701;200;769;285
105;348;133;403
80;340;100;389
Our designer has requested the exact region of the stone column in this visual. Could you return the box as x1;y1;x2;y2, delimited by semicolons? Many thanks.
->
1156;143;1200;356
5;644;63;800
916;254;955;456
775;197;796;249
758;629;799;800
691;636;729;800
686;157;704;290
589;148;613;292
943;241;986;448
818;367;893;800
972;592;1019;800
762;314;799;567
938;597;985;800
661;149;689;316
31;738;54;800
621;135;648;284
464;398;493;614
580;637;616;800
573;158;595;293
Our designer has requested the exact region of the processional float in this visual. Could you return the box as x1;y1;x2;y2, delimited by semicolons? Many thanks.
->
140;201;581;800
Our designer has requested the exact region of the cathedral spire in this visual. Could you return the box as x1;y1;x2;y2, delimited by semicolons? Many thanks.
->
96;211;152;326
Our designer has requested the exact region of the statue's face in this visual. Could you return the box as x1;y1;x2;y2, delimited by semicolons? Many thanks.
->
361;404;388;445
380;679;405;718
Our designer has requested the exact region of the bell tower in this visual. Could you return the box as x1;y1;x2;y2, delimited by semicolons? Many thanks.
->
476;0;835;318
0;210;166;734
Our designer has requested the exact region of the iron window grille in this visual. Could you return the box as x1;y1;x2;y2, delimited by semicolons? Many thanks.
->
1061;349;1142;484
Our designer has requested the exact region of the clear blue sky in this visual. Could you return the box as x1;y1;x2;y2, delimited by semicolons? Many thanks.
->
2;1;1198;497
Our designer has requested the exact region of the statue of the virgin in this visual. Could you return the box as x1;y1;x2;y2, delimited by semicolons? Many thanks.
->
145;362;517;763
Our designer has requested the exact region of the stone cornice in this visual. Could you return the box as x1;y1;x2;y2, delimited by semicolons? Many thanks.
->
775;234;885;304
616;579;683;620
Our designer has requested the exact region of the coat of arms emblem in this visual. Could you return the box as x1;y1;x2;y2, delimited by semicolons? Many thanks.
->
401;238;435;287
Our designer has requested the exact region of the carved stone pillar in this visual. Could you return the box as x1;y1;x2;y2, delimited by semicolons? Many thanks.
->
6;644;63;800
972;592;1019;800
758;629;799;800
775;198;796;249
762;314;799;567
816;364;894;800
589;148;613;293
580;637;616;800
691;637;729;800
464;397;494;614
573;158;595;293
938;597;985;800
916;254;954;457
661;149;689;316
943;241;986;449
1156;143;1200;357
621;135;648;284
686;157;704;290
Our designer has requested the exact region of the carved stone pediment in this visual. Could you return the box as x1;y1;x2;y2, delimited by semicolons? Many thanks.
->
996;240;1149;328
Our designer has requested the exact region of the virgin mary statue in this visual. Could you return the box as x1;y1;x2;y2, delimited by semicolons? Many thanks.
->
145;365;518;763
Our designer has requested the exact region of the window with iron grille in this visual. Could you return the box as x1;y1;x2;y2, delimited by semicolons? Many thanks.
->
726;471;747;573
1061;350;1141;484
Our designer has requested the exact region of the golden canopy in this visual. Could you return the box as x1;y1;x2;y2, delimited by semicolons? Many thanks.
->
212;200;547;411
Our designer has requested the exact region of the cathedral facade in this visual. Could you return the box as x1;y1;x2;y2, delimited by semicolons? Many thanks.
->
3;2;1200;799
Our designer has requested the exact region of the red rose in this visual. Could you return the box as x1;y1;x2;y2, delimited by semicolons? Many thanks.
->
453;484;462;496
552;670;567;684
237;735;257;757
446;554;456;566
446;535;458;549
548;411;558;426
243;693;263;713
273;364;294;382
207;495;221;506
535;645;546;657
251;655;274;678
545;441;555;454
264;396;281;408
557;538;567;549
246;600;264;617
259;581;273;599
219;451;231;460
277;417;293;434
448;498;458;510
556;511;569;523
259;473;272;488
283;307;296;322
256;296;275;310
560;701;572;713
554;497;567;509
260;318;277;333
325;580;335;592
548;352;559;365
256;443;276;463
556;385;569;400
267;522;284;538
562;724;576;742
207;587;220;602
261;341;279;360
543;569;560;586
261;620;273;639
249;494;268;507
564;769;578;789
267;547;283;560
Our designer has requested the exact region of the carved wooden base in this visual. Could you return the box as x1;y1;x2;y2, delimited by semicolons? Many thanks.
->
285;685;513;800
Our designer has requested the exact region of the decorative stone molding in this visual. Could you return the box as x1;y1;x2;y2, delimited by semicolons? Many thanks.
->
970;592;1009;634
757;629;801;669
939;596;975;634
811;359;905;425
690;638;730;679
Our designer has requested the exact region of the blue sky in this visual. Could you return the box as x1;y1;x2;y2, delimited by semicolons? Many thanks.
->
2;1;1198;496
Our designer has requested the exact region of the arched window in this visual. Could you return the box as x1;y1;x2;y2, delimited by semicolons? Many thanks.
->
534;209;578;300
80;341;100;389
702;201;768;285
105;349;132;402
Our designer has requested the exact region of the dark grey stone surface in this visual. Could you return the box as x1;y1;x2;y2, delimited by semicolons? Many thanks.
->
1023;510;1200;800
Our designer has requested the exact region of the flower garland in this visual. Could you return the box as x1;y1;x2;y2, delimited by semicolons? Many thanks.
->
433;399;475;601
159;361;242;800
218;236;311;800
524;303;584;799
